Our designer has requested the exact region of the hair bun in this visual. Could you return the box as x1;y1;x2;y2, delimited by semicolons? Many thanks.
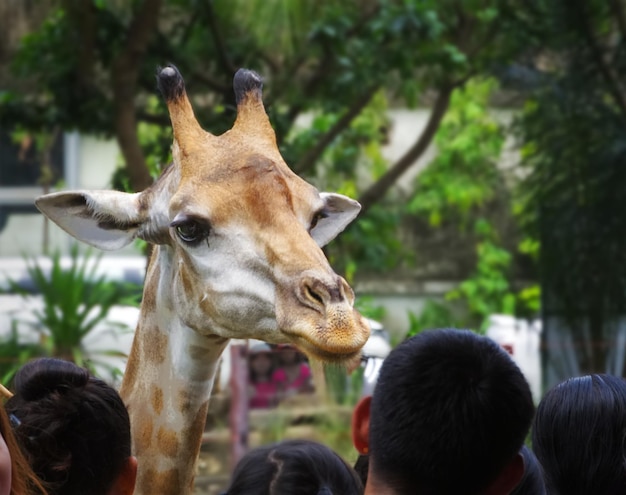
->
13;358;90;402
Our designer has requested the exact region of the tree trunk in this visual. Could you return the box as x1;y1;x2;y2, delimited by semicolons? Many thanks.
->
358;86;454;215
111;0;163;193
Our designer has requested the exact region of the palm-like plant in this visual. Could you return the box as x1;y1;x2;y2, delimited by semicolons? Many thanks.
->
6;245;140;376
0;322;42;385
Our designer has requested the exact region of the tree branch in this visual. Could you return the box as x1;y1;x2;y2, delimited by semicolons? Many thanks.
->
137;111;170;126
358;85;454;215
111;0;163;192
576;0;626;120
609;0;626;43
203;0;236;75
272;52;334;146
187;69;231;94
293;85;379;175
269;3;382;143
63;0;96;88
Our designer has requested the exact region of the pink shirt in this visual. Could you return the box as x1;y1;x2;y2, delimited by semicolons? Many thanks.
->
272;363;311;392
249;381;276;409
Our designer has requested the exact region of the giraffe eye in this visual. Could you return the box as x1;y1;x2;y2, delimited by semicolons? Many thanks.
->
172;220;211;245
309;210;328;231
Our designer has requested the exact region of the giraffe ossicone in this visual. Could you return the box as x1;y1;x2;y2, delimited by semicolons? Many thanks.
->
35;65;370;495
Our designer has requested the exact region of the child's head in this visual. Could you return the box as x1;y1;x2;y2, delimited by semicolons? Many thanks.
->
277;346;300;365
354;328;534;495
249;343;274;380
533;374;626;494
224;439;363;495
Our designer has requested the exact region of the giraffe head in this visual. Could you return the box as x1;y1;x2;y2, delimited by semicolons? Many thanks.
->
35;66;370;363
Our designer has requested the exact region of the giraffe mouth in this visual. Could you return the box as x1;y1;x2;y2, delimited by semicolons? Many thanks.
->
282;333;363;365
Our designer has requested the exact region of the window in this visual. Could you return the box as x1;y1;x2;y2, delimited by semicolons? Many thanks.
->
0;130;65;232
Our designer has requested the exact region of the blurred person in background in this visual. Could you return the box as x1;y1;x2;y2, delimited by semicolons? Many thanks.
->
248;343;278;409
272;345;314;402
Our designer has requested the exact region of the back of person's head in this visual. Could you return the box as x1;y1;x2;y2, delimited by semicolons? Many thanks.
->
510;446;545;495
367;328;534;495
0;403;47;495
224;439;363;495
5;358;136;495
532;373;626;495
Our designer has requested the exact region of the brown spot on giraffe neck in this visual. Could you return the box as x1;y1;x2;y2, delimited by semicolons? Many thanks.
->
121;338;140;397
141;258;160;315
151;387;164;416
178;389;193;416
135;420;154;453
145;327;169;365
139;468;180;494
157;426;180;458
184;400;210;471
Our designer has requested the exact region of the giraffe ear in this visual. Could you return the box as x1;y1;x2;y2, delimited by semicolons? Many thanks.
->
310;193;361;247
35;190;146;251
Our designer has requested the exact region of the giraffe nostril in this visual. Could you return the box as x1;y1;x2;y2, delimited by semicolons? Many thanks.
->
299;276;349;310
305;284;325;306
299;277;333;310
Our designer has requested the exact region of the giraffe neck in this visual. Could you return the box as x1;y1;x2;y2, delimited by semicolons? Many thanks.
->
120;247;228;495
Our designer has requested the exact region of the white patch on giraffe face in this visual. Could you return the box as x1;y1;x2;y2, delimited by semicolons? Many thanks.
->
171;222;281;339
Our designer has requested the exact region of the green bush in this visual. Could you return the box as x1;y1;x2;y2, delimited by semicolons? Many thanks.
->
4;245;140;379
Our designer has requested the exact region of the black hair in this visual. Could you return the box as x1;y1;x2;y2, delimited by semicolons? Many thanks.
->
510;446;546;495
369;328;534;495
353;453;369;487
5;358;132;495
532;374;626;495
224;439;363;495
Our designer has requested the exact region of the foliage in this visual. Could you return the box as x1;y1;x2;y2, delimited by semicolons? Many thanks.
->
354;296;386;323
446;222;516;332
409;80;504;226
506;0;626;374
0;323;42;386
255;406;356;463
0;4;538;370
406;300;459;338
5;245;140;377
407;79;528;330
313;410;359;463
324;364;364;407
1;0;527;268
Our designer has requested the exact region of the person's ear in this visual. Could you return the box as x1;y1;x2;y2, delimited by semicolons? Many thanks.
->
483;452;524;495
108;456;138;495
352;396;372;455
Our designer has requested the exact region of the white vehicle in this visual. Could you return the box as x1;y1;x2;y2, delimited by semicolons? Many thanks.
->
0;255;144;385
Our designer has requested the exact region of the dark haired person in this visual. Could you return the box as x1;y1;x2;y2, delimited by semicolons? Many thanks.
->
352;328;535;495
0;402;48;495
5;358;137;495
532;373;626;495
223;439;363;495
